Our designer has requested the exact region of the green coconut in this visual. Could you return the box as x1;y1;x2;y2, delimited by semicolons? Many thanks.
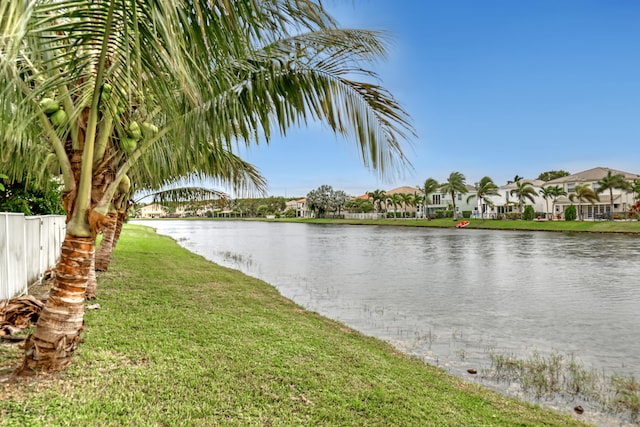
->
118;174;131;193
127;121;142;141
49;109;67;127
101;83;112;101
39;98;59;115
119;137;137;154
141;122;159;137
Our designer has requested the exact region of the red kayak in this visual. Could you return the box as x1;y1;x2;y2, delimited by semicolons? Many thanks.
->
455;221;470;228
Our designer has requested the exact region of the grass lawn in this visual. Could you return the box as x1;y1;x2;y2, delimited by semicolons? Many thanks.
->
0;225;593;426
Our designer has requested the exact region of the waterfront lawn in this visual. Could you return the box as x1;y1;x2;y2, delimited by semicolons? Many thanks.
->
0;225;592;426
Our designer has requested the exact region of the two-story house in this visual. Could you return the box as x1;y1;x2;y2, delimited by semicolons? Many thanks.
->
544;167;639;220
285;198;312;218
484;179;547;219
137;203;166;218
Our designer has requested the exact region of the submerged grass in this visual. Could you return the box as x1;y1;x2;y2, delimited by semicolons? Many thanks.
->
487;350;640;424
0;225;593;426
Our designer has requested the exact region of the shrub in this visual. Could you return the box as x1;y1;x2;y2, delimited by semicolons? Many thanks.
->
283;208;296;218
462;211;472;218
564;204;577;221
506;212;522;220
629;201;640;219
523;205;535;220
434;209;453;218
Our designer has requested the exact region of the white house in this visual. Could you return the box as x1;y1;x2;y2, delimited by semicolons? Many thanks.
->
484;179;547;219
137;203;166;218
285;198;312;218
544;167;639;220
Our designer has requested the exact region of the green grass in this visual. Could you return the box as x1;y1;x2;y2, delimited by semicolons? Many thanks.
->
255;216;640;234
0;225;593;426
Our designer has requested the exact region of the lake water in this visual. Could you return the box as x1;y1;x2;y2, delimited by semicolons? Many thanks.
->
133;220;640;425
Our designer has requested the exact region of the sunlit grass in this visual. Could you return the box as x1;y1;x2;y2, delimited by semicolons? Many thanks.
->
1;225;592;426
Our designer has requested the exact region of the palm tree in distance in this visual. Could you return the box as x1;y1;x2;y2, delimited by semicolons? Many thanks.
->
545;185;567;220
2;1;414;373
510;181;537;214
367;189;387;214
419;178;439;220
440;172;467;220
386;193;402;219
596;171;632;220
569;184;599;220
538;186;554;220
399;192;414;218
466;176;500;221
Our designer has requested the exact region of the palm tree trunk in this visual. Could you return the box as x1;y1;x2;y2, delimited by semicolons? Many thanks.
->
94;214;118;271
578;202;583;220
609;188;614;220
451;192;457;220
18;234;93;374
86;250;98;300
113;209;127;248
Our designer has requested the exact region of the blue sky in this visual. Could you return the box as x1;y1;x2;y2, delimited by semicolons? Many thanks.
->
236;0;640;198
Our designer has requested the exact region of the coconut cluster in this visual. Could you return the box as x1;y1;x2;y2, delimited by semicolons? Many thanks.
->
39;98;66;127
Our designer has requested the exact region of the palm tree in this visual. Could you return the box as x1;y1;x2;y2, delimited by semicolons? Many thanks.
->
569;184;599;221
419;178;439;220
538;186;555;220
510;181;536;214
399;193;414;218
546;185;567;220
2;1;413;373
440;172;467;220
367;189;387;214
386;193;402;219
466;176;499;221
596;171;632;220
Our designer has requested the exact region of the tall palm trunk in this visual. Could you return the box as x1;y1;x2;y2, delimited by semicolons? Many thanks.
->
19;235;94;374
450;191;457;220
608;187;614;220
95;214;118;272
113;209;127;248
86;249;98;300
578;202;583;220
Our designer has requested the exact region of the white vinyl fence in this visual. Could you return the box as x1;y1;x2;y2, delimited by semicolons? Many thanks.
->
0;213;66;300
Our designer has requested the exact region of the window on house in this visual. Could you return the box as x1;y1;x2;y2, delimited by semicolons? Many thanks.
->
433;194;441;205
457;194;462;201
567;183;575;193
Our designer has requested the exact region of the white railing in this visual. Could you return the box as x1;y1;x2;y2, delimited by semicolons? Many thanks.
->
343;212;386;220
0;213;66;300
